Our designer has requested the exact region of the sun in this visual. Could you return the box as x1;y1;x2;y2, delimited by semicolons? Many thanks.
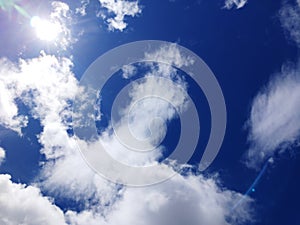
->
30;16;61;42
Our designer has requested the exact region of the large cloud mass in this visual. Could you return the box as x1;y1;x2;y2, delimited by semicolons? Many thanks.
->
66;173;253;225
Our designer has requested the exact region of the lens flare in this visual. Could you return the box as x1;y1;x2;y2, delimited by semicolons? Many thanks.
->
0;0;30;18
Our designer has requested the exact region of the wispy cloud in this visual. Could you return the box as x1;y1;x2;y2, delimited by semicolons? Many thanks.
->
76;0;90;16
0;59;28;134
280;1;300;47
245;63;300;168
49;1;75;50
0;147;5;165
245;1;300;168
224;0;247;9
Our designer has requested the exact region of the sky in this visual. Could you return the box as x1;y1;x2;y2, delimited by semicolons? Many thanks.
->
0;0;299;224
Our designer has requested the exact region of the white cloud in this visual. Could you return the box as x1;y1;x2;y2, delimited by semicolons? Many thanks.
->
121;64;136;79
0;53;78;134
279;1;300;47
245;1;300;168
39;43;191;192
0;42;253;225
245;63;300;168
75;0;142;31
98;0;142;31
0;59;28;134
0;45;116;212
66;173;253;225
103;75;189;166
39;134;119;207
37;43;253;225
0;165;253;225
76;0;90;16
49;1;75;50
0;174;66;225
224;0;247;9
0;52;87;203
0;147;5;165
144;43;195;71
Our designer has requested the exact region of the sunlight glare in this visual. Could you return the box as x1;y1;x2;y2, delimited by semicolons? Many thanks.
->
30;16;61;42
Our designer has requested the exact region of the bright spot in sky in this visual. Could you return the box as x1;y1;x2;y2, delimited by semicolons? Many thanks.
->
30;16;61;41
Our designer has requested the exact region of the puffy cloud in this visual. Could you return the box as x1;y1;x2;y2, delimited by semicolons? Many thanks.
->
245;63;300;168
0;52;86;203
0;147;5;165
66;173;253;225
0;174;66;225
279;1;300;47
0;53;78;134
121;64;136;79
75;0;142;31
4;163;253;225
39;134;119;207
224;0;247;9
0;49;117;219
98;0;142;31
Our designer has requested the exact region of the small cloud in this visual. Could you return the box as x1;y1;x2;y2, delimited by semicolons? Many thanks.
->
144;43;194;77
279;1;300;47
75;0;90;16
98;0;142;31
224;0;247;9
0;147;5;165
122;64;137;79
75;0;142;31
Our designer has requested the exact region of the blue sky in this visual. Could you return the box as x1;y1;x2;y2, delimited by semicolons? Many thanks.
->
0;0;299;224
